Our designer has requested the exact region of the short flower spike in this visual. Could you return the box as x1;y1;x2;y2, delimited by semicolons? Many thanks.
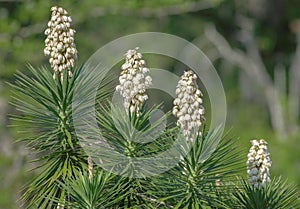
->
246;139;272;188
116;47;152;115
44;6;78;80
173;70;205;142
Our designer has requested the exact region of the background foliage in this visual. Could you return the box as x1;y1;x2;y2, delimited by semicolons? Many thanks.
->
1;0;300;208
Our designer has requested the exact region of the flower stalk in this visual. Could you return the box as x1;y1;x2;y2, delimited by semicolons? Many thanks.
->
88;156;93;181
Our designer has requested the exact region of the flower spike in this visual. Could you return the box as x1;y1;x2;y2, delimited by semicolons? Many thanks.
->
173;70;205;141
116;47;152;115
246;139;272;188
44;6;78;80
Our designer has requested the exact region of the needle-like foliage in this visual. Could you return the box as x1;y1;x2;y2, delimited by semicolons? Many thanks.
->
151;127;243;209
10;66;112;208
59;169;129;209
93;103;174;208
232;177;300;209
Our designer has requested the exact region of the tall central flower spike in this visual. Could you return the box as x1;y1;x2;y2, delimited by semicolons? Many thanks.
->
116;47;152;115
246;139;272;188
44;6;78;80
173;70;205;142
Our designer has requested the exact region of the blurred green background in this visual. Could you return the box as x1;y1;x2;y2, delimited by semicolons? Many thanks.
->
1;0;300;208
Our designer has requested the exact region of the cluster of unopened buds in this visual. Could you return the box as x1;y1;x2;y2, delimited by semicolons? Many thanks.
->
116;48;152;114
246;139;272;188
44;6;77;79
172;70;205;141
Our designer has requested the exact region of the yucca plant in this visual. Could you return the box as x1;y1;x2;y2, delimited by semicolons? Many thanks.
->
94;103;174;208
230;139;300;209
11;66;85;208
148;128;242;209
90;65;242;208
11;4;300;209
59;169;130;209
10;6;113;208
149;70;242;208
11;65;113;208
232;177;300;209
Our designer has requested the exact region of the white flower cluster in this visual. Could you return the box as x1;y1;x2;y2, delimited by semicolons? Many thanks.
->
116;48;152;114
172;70;205;141
44;6;78;79
246;139;272;188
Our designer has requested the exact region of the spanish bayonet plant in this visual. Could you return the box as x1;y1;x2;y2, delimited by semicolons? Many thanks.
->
231;139;299;209
11;5;299;209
